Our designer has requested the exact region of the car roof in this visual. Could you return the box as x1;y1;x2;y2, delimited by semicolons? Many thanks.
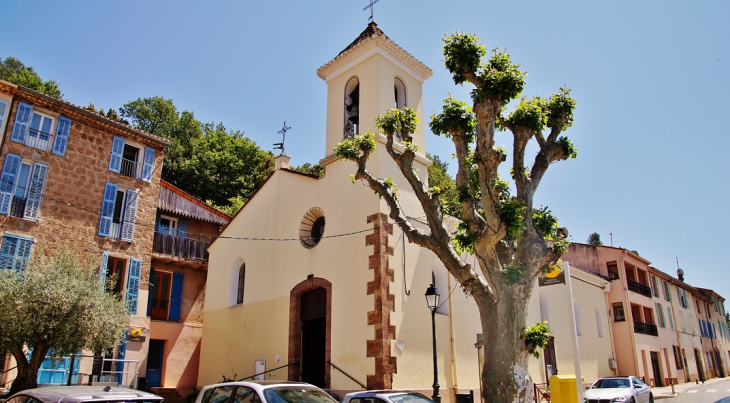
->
10;386;162;403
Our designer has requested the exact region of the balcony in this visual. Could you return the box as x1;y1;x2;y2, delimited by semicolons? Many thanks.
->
152;232;209;266
634;320;659;336
149;299;171;321
627;278;652;298
120;158;140;180
25;128;57;153
10;197;27;218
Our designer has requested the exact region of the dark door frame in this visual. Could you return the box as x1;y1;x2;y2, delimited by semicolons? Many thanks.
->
288;277;332;388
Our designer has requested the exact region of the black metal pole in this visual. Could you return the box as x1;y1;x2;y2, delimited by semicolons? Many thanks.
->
431;308;441;403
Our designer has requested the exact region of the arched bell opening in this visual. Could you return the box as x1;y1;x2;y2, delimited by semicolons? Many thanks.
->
344;77;360;139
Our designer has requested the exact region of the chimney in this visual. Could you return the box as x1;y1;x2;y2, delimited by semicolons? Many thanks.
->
275;155;291;170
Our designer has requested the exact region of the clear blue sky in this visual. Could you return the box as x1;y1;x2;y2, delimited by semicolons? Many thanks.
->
2;1;729;304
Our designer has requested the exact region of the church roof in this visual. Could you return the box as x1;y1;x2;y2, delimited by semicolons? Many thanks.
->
317;22;432;82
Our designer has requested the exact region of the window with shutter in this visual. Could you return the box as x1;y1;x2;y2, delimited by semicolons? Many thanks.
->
141;147;155;182
177;219;188;238
10;102;33;144
0;99;8;134
0;234;33;272
120;189;139;242
98;183;117;237
126;258;142;314
52;116;71;156
169;272;184;321
109;136;124;173
668;307;674;329
0;154;21;215
22;162;48;220
100;251;109;290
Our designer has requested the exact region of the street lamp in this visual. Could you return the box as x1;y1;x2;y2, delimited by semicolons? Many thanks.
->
425;284;441;403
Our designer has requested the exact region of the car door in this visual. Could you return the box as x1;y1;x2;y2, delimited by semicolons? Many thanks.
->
631;377;650;403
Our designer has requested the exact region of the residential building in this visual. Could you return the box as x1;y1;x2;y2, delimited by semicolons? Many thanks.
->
696;288;728;378
145;180;229;400
666;276;704;382
0;79;168;387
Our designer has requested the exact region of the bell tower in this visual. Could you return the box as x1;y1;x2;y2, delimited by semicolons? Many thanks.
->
317;23;432;164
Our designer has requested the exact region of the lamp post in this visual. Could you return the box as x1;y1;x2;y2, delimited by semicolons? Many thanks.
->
425;284;441;403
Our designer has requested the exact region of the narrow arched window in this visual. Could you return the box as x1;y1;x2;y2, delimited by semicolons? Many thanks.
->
344;77;360;139
237;263;245;304
394;77;406;109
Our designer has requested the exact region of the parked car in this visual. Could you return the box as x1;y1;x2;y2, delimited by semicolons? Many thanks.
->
342;391;433;403
194;381;337;403
3;385;163;403
584;376;653;403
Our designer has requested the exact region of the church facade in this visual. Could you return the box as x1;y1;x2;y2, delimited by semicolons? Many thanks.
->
197;23;616;401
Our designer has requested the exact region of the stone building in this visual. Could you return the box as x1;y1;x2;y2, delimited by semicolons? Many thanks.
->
0;79;168;387
146;180;230;401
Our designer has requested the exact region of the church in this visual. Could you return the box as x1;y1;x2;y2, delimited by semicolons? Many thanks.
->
196;22;616;401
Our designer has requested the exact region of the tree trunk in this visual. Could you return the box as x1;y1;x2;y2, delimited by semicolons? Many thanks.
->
8;344;48;395
479;288;533;403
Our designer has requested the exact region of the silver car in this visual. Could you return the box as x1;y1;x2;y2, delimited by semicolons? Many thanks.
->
342;391;433;403
584;376;653;403
194;381;337;403
3;385;163;403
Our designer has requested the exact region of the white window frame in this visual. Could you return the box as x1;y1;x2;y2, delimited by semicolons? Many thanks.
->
110;186;129;240
0;98;9;135
158;215;178;236
121;140;144;180
27;109;57;152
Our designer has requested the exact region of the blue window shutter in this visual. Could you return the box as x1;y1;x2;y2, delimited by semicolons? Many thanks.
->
52;116;71;157
108;136;124;173
0;99;8;132
98;183;117;237
115;333;127;374
155;212;161;232
146;267;155;317
177;219;188;238
23;162;48;220
141;147;155;183
0;154;21;215
100;251;109;290
668;307;674;329
169;272;184;321
0;235;19;270
14;237;33;273
11;102;33;143
126;258;142;314
120;189;139;242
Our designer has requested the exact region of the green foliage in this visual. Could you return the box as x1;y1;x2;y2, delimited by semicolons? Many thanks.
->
376;107;419;138
295;163;325;178
472;50;526;104
0;57;63;99
522;321;551;359
506;97;547;133
546;87;576;131
453;221;476;255
427;154;461;219
120;97;273;213
503;263;527;284
429;95;476;141
533;206;568;253
443;32;486;85
207;195;245;217
587;232;603;246
0;249;128;392
334;131;376;160
498;199;526;239
558;136;578;159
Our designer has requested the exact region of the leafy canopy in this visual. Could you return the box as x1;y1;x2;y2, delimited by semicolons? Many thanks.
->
0;57;63;99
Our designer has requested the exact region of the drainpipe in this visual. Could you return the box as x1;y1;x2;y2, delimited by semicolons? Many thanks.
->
447;274;459;394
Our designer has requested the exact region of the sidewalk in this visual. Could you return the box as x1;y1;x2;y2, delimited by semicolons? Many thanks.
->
653;377;727;400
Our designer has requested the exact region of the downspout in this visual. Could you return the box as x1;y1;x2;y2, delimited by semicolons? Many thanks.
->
447;273;459;393
621;254;642;377
603;282;618;375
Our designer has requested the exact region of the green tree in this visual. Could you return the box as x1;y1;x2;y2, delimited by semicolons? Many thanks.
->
427;153;461;220
587;232;603;245
336;32;577;403
294;162;325;178
120;97;273;214
0;57;63;99
0;249;128;394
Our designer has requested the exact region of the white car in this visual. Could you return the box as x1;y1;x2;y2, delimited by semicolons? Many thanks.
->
194;381;338;403
584;376;653;403
3;385;163;403
342;391;433;403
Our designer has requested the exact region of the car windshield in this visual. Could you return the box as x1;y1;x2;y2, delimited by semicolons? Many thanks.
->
263;387;337;403
389;393;433;403
592;379;631;389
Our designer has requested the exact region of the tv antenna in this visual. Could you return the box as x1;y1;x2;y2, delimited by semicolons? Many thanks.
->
363;0;380;22
273;121;291;155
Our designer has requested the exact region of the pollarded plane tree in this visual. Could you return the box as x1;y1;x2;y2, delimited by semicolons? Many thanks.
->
335;33;577;403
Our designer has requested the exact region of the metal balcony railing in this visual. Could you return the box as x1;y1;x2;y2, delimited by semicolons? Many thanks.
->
119;158;140;179
10;197;26;218
153;232;209;262
634;320;659;336
25;128;56;152
149;299;170;321
627;278;653;298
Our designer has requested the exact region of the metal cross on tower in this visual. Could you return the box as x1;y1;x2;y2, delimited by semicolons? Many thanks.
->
363;0;380;22
273;121;291;155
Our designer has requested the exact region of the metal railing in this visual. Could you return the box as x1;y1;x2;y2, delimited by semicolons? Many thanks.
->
533;383;550;403
119;158;140;179
150;299;170;321
153;232;209;262
634;320;659;336
237;363;298;381
10;197;27;218
25;128;56;152
328;361;367;389
627;279;652;298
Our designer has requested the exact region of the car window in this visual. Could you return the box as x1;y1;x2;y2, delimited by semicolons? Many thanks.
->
389;393;432;403
234;386;260;403
203;386;235;403
593;378;630;388
263;386;337;403
632;378;643;387
6;395;29;403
